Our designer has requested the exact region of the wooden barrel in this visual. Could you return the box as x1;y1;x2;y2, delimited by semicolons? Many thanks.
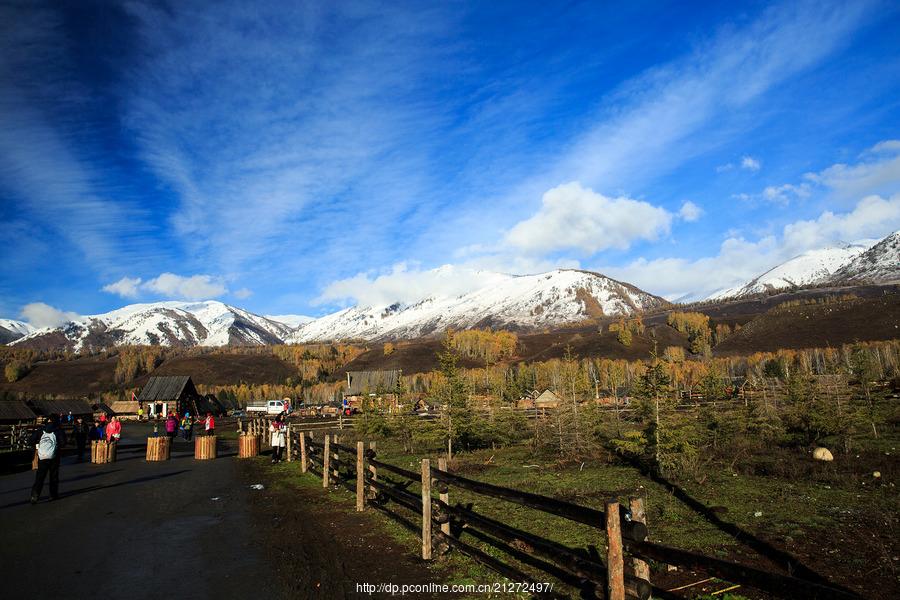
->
194;435;217;460
146;436;170;461
91;440;116;464
238;434;260;458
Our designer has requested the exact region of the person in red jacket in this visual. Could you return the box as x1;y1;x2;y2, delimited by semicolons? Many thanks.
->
105;416;122;443
203;412;215;436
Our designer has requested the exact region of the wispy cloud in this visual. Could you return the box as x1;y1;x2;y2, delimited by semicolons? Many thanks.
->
741;156;761;171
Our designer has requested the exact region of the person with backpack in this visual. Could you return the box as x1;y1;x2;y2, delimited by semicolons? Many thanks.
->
73;416;89;462
269;414;287;463
30;414;68;504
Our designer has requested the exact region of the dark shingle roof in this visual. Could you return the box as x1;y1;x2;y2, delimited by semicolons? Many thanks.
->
29;399;93;416
0;401;37;421
137;376;197;402
346;370;401;395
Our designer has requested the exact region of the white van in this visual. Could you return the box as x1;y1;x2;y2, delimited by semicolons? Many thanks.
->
246;399;287;415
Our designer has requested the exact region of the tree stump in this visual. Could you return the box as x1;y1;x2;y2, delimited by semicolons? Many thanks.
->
238;434;260;458
92;440;116;464
195;435;217;460
146;436;170;461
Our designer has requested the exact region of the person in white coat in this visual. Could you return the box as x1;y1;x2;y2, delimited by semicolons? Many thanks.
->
269;414;287;464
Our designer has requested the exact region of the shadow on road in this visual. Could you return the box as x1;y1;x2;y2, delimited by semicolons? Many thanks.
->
0;468;125;496
1;469;190;509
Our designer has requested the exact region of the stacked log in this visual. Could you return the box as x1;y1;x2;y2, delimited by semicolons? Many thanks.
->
238;433;260;458
146;436;171;461
91;440;116;464
194;435;217;460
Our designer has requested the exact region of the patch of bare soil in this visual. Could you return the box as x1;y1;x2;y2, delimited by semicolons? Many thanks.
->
239;459;452;599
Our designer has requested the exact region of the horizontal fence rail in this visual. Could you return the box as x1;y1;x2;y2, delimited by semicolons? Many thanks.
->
276;430;863;600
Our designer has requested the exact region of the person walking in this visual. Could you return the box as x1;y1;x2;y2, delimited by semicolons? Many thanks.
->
181;412;194;442
202;412;215;437
73;416;89;462
269;414;287;464
30;414;67;504
165;413;178;440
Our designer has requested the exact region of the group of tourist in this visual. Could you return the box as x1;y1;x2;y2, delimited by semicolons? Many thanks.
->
161;411;215;440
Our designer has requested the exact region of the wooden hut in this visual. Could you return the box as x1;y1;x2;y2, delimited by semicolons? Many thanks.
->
28;399;93;420
109;401;140;419
343;370;402;412
138;376;215;418
0;400;37;425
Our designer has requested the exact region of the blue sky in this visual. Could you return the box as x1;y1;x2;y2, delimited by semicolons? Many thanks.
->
2;0;900;324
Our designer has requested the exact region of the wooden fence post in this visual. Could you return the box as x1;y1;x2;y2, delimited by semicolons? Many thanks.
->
286;424;293;462
438;457;450;536
323;434;331;488
300;431;307;473
629;496;650;583
356;441;365;512
606;500;625;600
422;458;432;560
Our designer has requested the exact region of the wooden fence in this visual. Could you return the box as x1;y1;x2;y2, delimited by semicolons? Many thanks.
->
283;427;862;600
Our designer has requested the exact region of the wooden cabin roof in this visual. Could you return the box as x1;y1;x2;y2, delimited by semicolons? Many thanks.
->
138;376;197;402
0;400;37;421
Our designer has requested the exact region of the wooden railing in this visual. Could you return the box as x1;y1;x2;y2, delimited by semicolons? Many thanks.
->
281;429;863;600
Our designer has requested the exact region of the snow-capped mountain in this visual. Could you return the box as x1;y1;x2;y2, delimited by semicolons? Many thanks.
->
8;270;666;349
12;301;294;351
0;319;35;345
264;314;315;328
706;244;871;300
828;231;900;284
290;269;668;342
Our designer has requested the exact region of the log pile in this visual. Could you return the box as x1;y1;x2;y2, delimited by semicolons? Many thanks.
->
194;435;217;460
91;440;116;464
238;433;260;458
146;436;170;461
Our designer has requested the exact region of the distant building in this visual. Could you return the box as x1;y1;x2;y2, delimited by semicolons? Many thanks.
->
517;389;562;410
343;370;402;412
138;375;219;417
28;399;93;420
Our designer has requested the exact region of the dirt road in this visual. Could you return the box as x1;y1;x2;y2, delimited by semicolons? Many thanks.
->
0;426;449;599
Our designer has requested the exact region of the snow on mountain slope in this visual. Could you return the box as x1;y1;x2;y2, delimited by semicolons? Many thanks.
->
290;269;668;342
707;244;870;300
0;319;35;345
12;301;293;351
265;314;315;328
828;230;900;284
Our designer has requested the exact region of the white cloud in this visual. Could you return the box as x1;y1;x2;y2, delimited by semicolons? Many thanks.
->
602;193;900;299
781;193;900;252
142;273;228;300
741;156;761;171
101;273;230;300
102;277;142;298
868;140;900;154
761;183;811;204
233;287;253;300
20;302;80;328
716;163;735;173
805;144;900;200
678;201;703;222
504;182;672;254
317;263;511;307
